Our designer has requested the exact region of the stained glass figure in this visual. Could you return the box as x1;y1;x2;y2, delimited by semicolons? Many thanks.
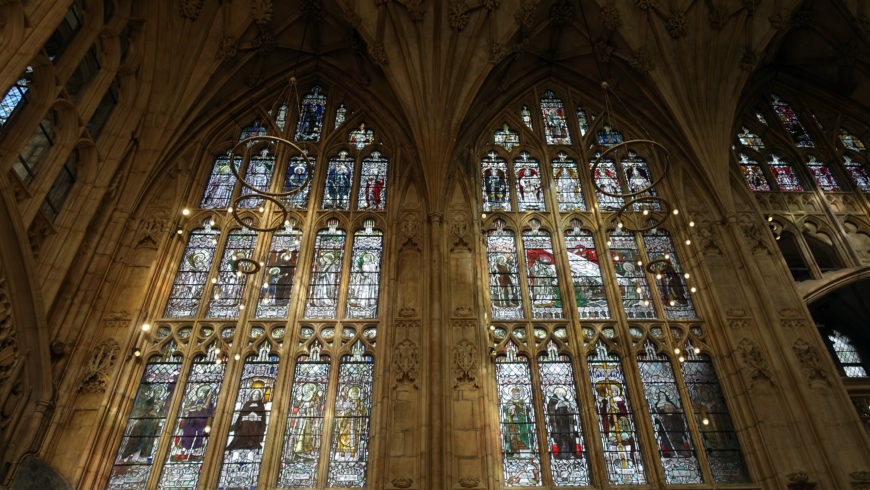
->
540;90;571;145
551;152;586;212
755;107;767;125
323;151;355;210
326;341;375;487
107;343;181;489
158;345;226;488
295;86;327;142
0;67;30;126
335;103;348;128
637;341;702;483
597;125;624;147
737;153;770;191
642;229;696;319
283;154;315;209
590;154;624;210
769;94;814;147
565;224;609;318
482;151;511;212
828;330;867;377
206;228;258;318
588;342;646;485
348;123;374;150
239;120;267;142
806;155;840;191
521;105;533;130
495;342;542;486
256;228;301;318
610;230;656;319
486;221;523;319
538;343;589;485
277;345;331;487
164;224;220;318
768;154;803;191
495;123;520;152
577;107;590;136
514;152;545;211
737;127;765;150
621;150;659;210
357;151;388;210
843;155;870;191
522;224;562;319
681;348;750;483
238;148;276;209
217;343;279;489
304;225;346;318
274;104;288;132
201;153;241;209
839;128;866;152
346;223;382;319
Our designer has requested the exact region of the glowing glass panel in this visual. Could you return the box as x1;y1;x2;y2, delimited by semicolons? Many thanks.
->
295;86;327;142
552;152;586;212
829;330;867;377
0;67;30;126
514;152;545;211
283;155;315;209
843;155;870;191
522;227;562;319
164;226;220;318
205;229;258;318
201;154;241;209
238;149;275;209
540;90;571;145
610;230;656;319
495;123;520;152
839;128;866;152
577;107;590;136
642;229;696;319
564;227;609;318
737;153;770;191
357;151;388;211
345;227;383;319
304;227;346;318
335;103;348;128
496;343;542;486
590;155;623;210
769;94;814;147
806;155;840;191
755;107;767;125
482;151;511;212
768;154;803;191
521;105;533;130
322;152;355;210
256;230;301;318
239;121;267;142
737;127;764;150
274;104;288;132
597;125;623;147
621;151;659;210
348;123;374;150
486;223;523;319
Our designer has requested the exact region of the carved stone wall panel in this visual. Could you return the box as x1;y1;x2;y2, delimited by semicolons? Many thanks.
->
392;338;419;389
792;338;830;387
737;337;775;388
79;339;120;393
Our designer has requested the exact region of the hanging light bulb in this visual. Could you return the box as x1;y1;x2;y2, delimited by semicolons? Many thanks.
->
656;273;662;280
672;209;679;215
228;207;234;213
674;347;681;354
643;299;650;306
212;278;218;283
606;240;612;247
678;355;686;362
617;222;624;229
259;206;265;213
642;209;649;216
181;208;190;216
694;347;701;354
683;272;690;279
481;212;487;219
685;239;692;246
690;286;697;293
636;260;642;267
132;347;142;357
635;287;642;294
689;220;695;227
702;417;710;426
141;323;151;332
209;219;215;227
669;299;676;306
235;353;241;361
239;304;245;310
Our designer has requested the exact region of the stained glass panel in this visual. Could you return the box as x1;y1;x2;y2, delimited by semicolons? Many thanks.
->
522;226;562;319
335;103;348;128
495;344;542;486
538;343;589;485
206;229;258;318
590;155;623;210
514;152;545;211
755;107;767;125
164;226;220;318
217;344;279;489
806;155;840;191
621;150;659;210
588;342;645;485
295;86;327;142
348;123;374;150
482;152;511;212
540;90;571;145
274;104;288;132
107;344;181;489
326;342;375;487
769;154;803;191
486;223;523;319
642;229;696;319
495;123;520;152
283;155;315;209
256;230;300;318
201;154;241;209
158;346;226;488
843;155;870;191
839;128;866;152
551;152;586;212
323;152;355;210
610;230;656;319
828;330;867;377
0;68;30;126
597;125;623;147
357;151;388;210
637;341;702;484
346;226;382;319
565;226;609;318
737;127;764;150
770;94;814;147
238;149;276;209
304;227;346;318
239;121;267;142
737;153;770;191
577;107;590;136
521;105;533;130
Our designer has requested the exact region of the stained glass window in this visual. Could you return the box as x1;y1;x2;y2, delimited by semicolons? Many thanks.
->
768;154;803;191
680;348;750;483
495;123;520;152
357;151;388;210
737;127;764;150
0;67;30;126
577;107;590;136
540;90;571;145
326;341;375;487
514;152;545;211
588;342;645;485
769;94;814;148
164;225;220;318
277;345;331;487
201;154;241;209
522;224;562;319
205;228;258;318
637;341;702;484
610;230;655;319
495;342;542;486
538;342;589;485
839;128;866;152
323;152;355;210
755;107;767;125
828;330;867;377
590;154;623;210
305;225;346;318
238;148;276;209
843;155;870;191
346;223;382;319
482;151;511;212
348;123;374;150
737;153;770;191
274;104;288;132
621;150;659;210
283;154;315;209
486;222;523;319
295;86;327;142
256;228;301;318
217;343;279;489
642;229;696;319
597;125;623;147
551;152;586;212
239;120;267;142
158;345;226;488
106;343;181;489
335;103;348;128
521;105;533;130
564;224;609;318
806;155;840;191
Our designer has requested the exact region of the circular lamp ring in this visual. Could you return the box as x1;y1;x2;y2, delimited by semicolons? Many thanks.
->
230;194;289;232
645;258;675;275
613;196;671;231
590;139;671;198
228;135;314;198
234;258;261;275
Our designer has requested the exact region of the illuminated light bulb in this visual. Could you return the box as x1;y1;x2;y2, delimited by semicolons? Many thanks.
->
204;425;211;433
258;206;265;213
689;221;695;227
673;209;679;215
481;213;487;219
702;418;710;426
642;209;649;216
635;287;642;294
643;300;650;306
684;272;690;279
284;220;291;226
613;255;620;262
239;304;245;310
141;323;151;332
776;235;781;241
234;354;241;361
617;222;623;229
262;282;269;288
176;228;184;235
259;261;265;267
767;216;773;222
664;253;671;260
182;208;190;216
656;273;662;280
133;348;142;357
211;238;218;245
685;239;692;246
606;240;612;247
294;238;300;245
669;300;676;306
489;325;496;331
215;348;220;355
694;347;701;354
228;207;234;213
214;293;220;300
236;271;243;277
678;356;686;362
211;278;218;283
674;348;681;354
636;260;642;266
209;219;215;227
690;287;697;293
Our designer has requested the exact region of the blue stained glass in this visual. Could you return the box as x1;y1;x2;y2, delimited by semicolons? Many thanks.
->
238;149;276;209
283;155;315;210
164;225;221;318
239;120;267;142
514;152;545;211
357;151;388;211
496;342;542;486
843;155;870;191
770;94;814;148
0;67;30;126
201;154;241;209
304;226;346;318
565;225;609;318
345;225;383;319
610;230;656;319
322;152;354;210
828;330;867;377
482;152;511;212
256;230;301;319
348;123;374;150
495;123;520;152
295;86;327;142
521;105;533;130
540;90;571;145
552;152;586;212
806;155;840;191
839;128;866;152
737;127;765;150
642;229;696;319
621;150;659;210
597;125;623;147
522;225;562;319
590;155;624;210
205;229;258;318
737;153;770;191
486;222;523;319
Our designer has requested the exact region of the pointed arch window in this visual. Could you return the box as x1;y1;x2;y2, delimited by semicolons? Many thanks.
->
737;127;764;150
521;105;533;130
256;227;301;319
238;149;276;209
486;221;523;320
551;152;586;212
769;94;814;148
564;224;609;318
357;151;388;211
41;148;78;220
642;229;696;319
323;152;355;210
621;150;659;210
201;153;241;209
295;86;327;142
609;230;655;319
14;111;56;184
348;123;374;150
514;152;545;211
335;103;348;128
345;222;383;319
839;128;865;152
495;123;520;152
828;330;867;377
597;125;623;147
576;107;591;136
522;223;562;319
304;224;346;319
495;342;542;486
482;152;511;212
273;104;288;132
205;228;258;318
768;154;803;191
164;224;221;318
843;155;870;191
805;155;840;191
0;66;31;127
283;155;316;209
590;153;623;210
737;153;770;191
540;90;571;145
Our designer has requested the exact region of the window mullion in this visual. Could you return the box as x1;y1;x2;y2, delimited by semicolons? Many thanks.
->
669;347;716;483
317;350;344;488
528;351;555;486
621;339;666;485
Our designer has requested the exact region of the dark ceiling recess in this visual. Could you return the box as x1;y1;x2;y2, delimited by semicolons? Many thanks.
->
809;277;870;373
